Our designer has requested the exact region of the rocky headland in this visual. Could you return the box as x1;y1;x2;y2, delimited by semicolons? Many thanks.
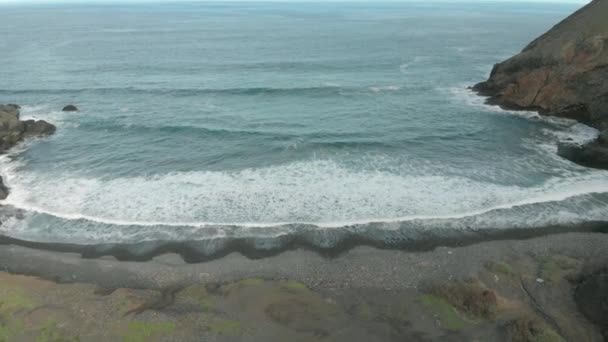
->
473;0;608;169
0;104;55;199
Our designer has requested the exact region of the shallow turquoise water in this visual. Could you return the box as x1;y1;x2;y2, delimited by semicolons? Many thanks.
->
0;2;607;244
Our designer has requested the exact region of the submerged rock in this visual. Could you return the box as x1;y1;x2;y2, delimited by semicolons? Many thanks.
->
473;0;608;168
62;104;78;112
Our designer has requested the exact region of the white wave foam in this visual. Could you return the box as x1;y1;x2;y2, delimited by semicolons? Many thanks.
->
2;158;608;230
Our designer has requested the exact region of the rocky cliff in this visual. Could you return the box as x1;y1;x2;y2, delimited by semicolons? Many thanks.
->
473;0;608;169
0;104;56;199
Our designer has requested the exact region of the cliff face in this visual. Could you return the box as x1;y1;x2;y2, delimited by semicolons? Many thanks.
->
473;0;608;168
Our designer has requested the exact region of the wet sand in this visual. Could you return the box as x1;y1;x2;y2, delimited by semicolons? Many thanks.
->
0;231;607;341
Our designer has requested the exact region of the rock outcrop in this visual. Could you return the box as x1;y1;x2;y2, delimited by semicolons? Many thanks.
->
0;104;56;199
473;0;608;169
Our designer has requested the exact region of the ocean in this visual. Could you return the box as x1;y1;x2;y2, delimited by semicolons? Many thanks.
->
0;1;606;252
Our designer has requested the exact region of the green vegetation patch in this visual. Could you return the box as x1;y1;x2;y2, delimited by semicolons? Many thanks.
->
420;295;469;331
122;321;176;342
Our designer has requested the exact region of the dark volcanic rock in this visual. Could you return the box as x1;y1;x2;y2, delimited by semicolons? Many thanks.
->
62;105;78;112
474;0;608;169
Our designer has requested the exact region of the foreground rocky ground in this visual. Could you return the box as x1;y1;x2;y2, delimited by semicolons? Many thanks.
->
0;232;606;341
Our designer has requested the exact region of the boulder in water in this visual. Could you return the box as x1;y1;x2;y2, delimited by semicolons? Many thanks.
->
62;105;78;112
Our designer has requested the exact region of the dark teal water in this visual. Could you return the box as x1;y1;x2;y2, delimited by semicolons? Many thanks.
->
0;2;607;244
